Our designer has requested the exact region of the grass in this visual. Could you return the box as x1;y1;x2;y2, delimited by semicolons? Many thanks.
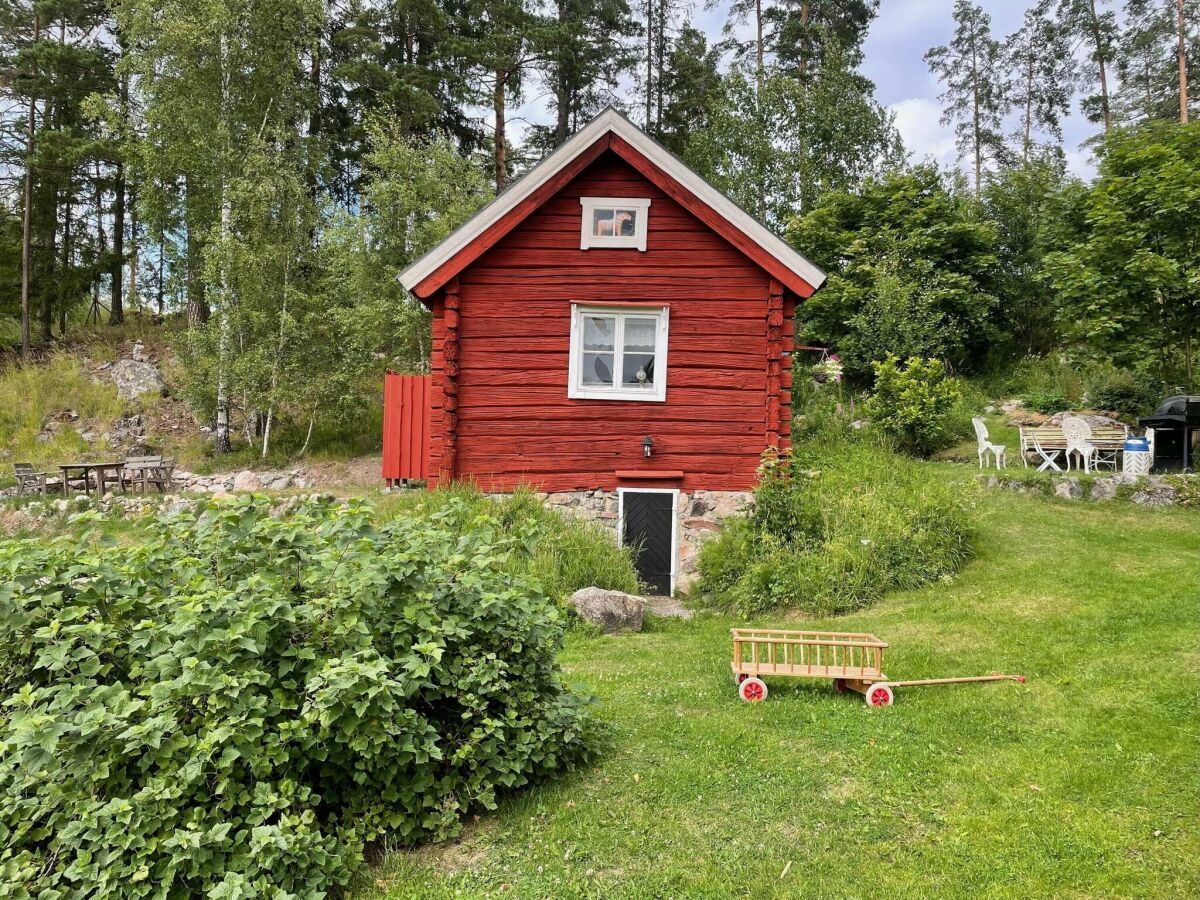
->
0;354;126;477
364;488;1200;898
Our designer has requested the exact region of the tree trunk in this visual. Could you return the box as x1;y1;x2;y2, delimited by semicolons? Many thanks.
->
798;0;810;81
1023;56;1034;162
755;0;764;89
185;176;209;325
554;0;571;146
214;29;232;454
110;66;129;325
19;12;39;359
156;233;165;317
493;71;507;191
1178;0;1189;123
970;34;982;200
110;160;125;324
1088;0;1112;131
645;0;653;130
127;186;138;315
299;416;315;456
61;194;71;335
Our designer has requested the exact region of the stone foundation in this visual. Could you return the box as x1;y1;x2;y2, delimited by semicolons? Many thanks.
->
506;488;753;593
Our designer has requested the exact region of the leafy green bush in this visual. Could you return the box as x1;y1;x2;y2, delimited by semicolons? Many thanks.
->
377;485;642;602
1083;365;1162;420
1020;387;1070;414
0;495;593;895
863;356;962;456
698;445;974;617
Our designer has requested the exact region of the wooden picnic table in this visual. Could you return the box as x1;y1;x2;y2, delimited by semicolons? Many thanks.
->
59;461;125;496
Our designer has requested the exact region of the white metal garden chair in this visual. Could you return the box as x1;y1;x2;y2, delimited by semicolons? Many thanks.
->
1061;416;1098;473
972;417;1006;469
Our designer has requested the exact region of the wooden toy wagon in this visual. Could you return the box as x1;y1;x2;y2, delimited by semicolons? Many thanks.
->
731;628;1025;707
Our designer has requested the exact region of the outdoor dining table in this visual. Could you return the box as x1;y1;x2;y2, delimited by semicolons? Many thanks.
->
59;462;125;496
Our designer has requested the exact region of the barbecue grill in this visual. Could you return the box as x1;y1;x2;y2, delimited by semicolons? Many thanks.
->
1139;395;1200;471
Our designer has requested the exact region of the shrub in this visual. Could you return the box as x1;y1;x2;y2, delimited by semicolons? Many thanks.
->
863;356;962;456
698;446;974;618
0;495;594;895
1083;365;1163;421
378;485;642;602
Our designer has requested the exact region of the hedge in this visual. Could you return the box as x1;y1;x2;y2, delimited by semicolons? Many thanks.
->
0;495;593;896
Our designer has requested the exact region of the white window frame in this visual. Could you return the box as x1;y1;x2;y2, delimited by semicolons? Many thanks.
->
617;487;679;596
579;197;652;251
568;304;669;402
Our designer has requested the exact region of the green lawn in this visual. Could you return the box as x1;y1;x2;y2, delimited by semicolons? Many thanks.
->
366;489;1200;898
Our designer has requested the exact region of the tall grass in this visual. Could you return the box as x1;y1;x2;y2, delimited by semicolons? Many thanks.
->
701;392;975;617
0;355;125;476
377;485;642;604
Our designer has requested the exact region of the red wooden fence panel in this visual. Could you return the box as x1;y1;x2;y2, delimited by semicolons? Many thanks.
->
382;373;431;483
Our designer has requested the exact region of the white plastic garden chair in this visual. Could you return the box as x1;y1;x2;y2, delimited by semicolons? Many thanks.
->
1062;416;1098;473
972;417;1006;469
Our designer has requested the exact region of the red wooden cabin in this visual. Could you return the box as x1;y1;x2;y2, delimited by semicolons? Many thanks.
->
396;108;825;594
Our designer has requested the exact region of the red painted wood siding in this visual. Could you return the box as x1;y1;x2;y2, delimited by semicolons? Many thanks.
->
430;149;795;493
382;373;431;481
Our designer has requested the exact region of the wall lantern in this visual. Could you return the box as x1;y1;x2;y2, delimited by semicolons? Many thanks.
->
643;435;653;458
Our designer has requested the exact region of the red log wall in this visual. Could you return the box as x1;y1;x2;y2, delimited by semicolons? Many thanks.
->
427;149;794;493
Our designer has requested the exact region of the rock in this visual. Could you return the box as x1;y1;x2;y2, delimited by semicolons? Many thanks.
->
110;358;166;401
983;404;997;414
684;517;720;531
569;587;647;634
1053;478;1082;500
131;341;147;363
1046;411;1123;428
232;470;259;492
1090;478;1117;501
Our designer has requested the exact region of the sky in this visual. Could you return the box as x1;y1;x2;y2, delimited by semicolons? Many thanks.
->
510;0;1104;181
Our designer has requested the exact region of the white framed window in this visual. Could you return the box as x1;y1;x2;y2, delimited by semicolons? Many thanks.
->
568;304;669;402
579;197;651;251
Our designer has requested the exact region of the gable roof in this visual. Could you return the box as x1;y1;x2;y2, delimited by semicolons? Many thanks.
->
398;107;827;300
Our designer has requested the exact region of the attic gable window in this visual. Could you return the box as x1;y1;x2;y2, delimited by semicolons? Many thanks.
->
579;197;651;251
568;304;669;402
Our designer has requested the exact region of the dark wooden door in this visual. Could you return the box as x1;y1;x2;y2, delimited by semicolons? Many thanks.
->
622;491;674;595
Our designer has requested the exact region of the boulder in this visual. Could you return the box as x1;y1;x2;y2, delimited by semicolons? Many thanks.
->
1046;411;1123;428
1053;477;1082;500
232;470;259;492
569;587;647;634
110;358;166;401
1090;478;1118;501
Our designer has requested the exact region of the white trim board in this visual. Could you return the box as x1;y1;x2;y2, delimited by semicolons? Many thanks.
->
617;487;679;596
397;107;827;295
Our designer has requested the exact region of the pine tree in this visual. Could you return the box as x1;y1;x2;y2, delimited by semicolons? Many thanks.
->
536;0;637;149
1057;0;1118;130
658;24;723;158
1004;0;1077;161
771;0;878;81
457;0;550;190
926;0;1009;200
1115;0;1200;125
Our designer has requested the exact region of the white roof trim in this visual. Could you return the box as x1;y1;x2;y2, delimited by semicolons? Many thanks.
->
398;107;827;294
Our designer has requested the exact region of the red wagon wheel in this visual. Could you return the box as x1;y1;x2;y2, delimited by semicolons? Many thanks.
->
865;683;894;707
739;677;768;702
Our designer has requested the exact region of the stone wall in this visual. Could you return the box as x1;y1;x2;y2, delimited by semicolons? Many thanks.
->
977;472;1197;507
508;488;753;593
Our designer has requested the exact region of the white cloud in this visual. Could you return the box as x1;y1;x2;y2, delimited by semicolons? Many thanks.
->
890;96;957;167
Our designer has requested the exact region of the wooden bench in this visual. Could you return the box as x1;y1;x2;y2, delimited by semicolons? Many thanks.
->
12;463;62;496
1019;424;1128;471
120;456;177;493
